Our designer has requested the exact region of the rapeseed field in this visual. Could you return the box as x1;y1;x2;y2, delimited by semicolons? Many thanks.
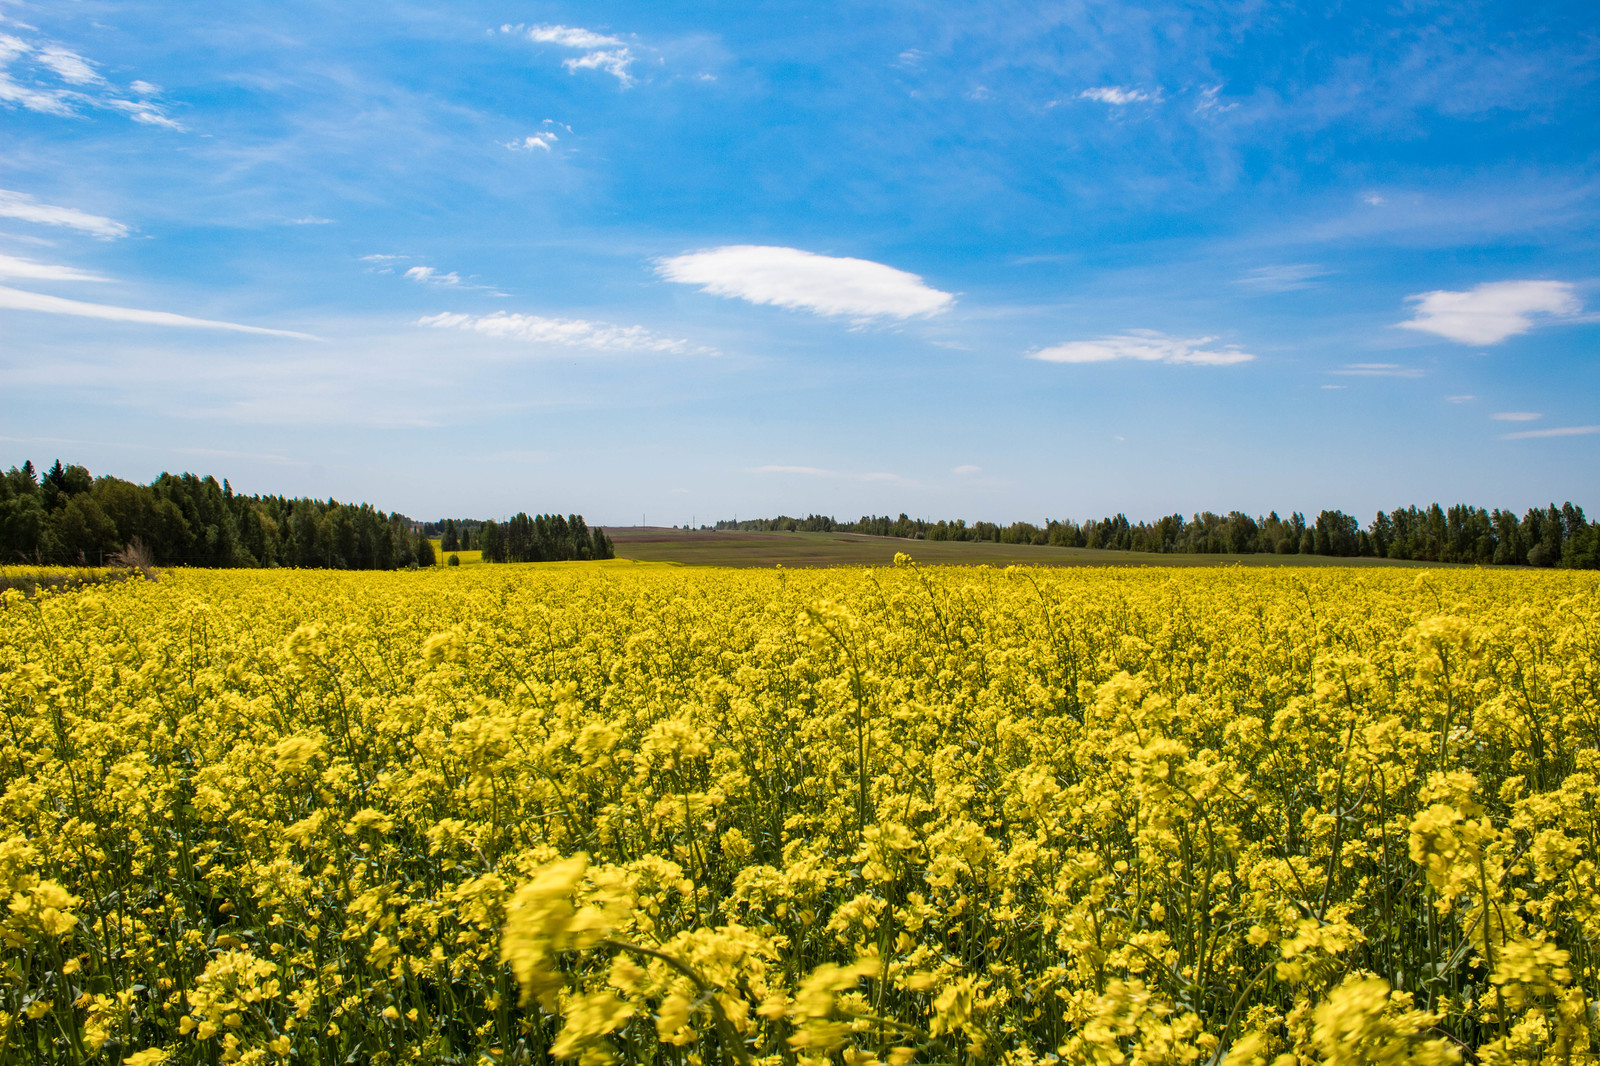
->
2;561;1597;1065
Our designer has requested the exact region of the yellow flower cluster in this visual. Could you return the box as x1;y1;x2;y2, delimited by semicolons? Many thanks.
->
2;562;1598;1064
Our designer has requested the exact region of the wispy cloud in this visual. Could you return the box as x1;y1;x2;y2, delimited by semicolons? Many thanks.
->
505;119;569;153
417;311;697;354
506;133;556;151
366;256;497;293
563;50;635;84
506;23;637;87
1079;86;1157;105
1236;264;1330;292
404;265;461;286
1498;425;1600;440
0;285;317;338
1331;363;1424;378
657;245;954;320
0;253;109;283
35;47;101;85
0;29;182;128
1193;84;1235;115
1445;395;1476;403
0;188;129;239
1490;411;1542;422
1030;330;1255;366
1398;280;1581;345
952;464;981;476
525;25;624;50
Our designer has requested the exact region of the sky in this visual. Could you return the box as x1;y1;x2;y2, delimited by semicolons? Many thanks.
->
1;0;1597;526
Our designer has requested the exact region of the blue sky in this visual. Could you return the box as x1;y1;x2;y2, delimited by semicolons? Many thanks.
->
1;0;1596;525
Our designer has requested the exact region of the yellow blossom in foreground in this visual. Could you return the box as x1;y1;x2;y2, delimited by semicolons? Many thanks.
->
0;562;1596;1064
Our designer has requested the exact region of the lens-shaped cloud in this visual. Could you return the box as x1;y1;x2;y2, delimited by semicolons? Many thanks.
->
1398;280;1580;345
657;245;954;320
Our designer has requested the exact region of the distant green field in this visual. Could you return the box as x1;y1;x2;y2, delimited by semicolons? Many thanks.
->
605;527;1456;569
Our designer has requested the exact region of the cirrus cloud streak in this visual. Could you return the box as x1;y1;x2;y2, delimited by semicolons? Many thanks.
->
1029;329;1255;366
0;188;129;238
417;311;697;354
0;253;110;283
1498;425;1600;440
0;285;317;338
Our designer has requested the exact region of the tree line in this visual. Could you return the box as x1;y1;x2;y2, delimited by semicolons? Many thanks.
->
0;459;611;569
477;513;614;563
421;515;614;562
716;502;1600;568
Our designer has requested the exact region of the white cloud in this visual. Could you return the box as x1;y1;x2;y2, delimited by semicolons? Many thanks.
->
1029;329;1255;366
0;187;128;238
1499;425;1600;440
564;49;635;85
516;24;636;86
0;253;109;283
1364;194;1387;206
1080;86;1156;105
417;311;695;354
0;29;182;127
1445;394;1476;403
35;47;100;85
527;25;624;49
1331;363;1424;378
657;245;954;320
1398;280;1581;345
405;265;461;286
506;133;556;151
0;284;317;338
1321;384;1346;390
952;464;981;475
1236;264;1329;292
287;216;334;225
106;97;183;129
1490;411;1542;421
0;55;76;115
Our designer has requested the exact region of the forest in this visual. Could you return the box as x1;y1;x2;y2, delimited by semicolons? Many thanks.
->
0;460;610;569
422;516;615;563
718;501;1600;567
